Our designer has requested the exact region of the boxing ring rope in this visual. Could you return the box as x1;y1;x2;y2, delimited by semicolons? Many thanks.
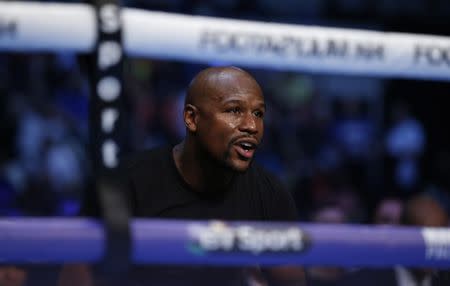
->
1;1;450;81
1;218;450;267
1;1;450;268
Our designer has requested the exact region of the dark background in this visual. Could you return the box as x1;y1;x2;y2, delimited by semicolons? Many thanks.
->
1;0;450;222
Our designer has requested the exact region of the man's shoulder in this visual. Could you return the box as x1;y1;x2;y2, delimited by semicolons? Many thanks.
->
245;163;282;188
244;163;299;221
240;163;287;198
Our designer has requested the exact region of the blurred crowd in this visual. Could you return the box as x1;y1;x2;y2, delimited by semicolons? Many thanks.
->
2;1;450;285
2;51;450;285
1;51;449;223
0;0;448;221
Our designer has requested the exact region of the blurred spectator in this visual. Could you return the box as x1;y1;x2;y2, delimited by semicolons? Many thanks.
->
425;151;450;214
52;70;89;140
333;187;366;223
337;194;450;286
293;169;336;219
332;97;373;190
311;205;347;224
0;266;27;286
385;101;426;196
307;205;348;285
373;197;403;225
43;137;86;206
333;97;373;162
16;101;68;177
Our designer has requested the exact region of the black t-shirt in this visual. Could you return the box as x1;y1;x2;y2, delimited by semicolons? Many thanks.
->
82;146;299;285
128;146;297;221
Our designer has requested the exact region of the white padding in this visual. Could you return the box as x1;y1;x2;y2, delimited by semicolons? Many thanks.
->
1;2;450;81
0;2;96;51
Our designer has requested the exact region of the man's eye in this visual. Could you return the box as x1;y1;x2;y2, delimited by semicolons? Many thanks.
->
254;111;264;118
228;107;241;114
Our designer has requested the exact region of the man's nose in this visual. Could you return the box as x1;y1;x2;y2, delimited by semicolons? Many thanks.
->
238;113;258;134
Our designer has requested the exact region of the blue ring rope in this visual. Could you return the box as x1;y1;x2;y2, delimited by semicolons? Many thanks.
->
0;218;449;268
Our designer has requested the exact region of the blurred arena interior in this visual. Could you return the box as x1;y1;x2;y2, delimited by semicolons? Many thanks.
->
2;0;450;285
2;0;450;221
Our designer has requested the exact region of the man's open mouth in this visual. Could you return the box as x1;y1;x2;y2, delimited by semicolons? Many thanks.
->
234;140;257;159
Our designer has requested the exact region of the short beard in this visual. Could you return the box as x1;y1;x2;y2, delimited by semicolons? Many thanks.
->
224;144;252;173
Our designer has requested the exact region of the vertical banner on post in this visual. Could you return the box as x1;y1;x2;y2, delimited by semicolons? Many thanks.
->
90;0;124;175
90;0;130;274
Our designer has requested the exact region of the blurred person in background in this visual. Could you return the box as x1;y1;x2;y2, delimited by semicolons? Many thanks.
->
336;194;449;286
385;101;426;197
425;151;450;215
332;97;373;191
306;205;348;286
0;266;27;286
373;197;404;225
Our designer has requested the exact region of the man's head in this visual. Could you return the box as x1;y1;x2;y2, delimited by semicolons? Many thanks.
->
401;194;448;227
183;66;265;172
401;194;448;280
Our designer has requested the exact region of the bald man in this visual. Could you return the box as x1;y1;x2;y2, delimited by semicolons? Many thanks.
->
173;65;267;192
62;67;304;286
124;66;298;221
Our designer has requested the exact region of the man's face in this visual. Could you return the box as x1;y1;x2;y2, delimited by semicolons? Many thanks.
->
194;75;265;172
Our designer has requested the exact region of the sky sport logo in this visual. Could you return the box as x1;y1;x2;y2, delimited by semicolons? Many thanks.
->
187;221;309;255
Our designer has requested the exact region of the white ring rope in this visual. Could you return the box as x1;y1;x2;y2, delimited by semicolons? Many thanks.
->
1;2;450;81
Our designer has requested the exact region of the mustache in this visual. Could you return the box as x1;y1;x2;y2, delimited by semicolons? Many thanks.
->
229;135;259;145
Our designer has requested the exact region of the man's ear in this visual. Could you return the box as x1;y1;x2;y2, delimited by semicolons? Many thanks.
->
184;104;198;132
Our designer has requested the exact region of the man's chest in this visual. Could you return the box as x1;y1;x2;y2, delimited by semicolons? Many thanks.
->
132;177;265;220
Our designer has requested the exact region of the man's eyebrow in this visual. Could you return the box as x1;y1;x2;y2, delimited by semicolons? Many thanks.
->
252;102;266;110
222;99;266;109
222;99;244;105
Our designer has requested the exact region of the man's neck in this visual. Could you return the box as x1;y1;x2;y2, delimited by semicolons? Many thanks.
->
173;140;234;193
